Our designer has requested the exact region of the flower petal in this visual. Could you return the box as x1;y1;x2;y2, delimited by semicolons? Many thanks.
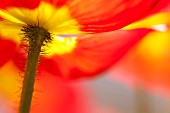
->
122;12;170;30
148;0;170;13
45;0;68;7
111;29;170;96
0;0;40;9
0;38;16;67
39;29;151;79
0;61;21;108
31;74;92;113
66;0;162;33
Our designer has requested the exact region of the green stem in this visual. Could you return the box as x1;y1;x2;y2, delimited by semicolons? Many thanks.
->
19;33;45;113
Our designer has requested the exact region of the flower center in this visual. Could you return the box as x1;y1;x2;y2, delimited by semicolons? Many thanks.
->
0;2;82;56
21;24;52;44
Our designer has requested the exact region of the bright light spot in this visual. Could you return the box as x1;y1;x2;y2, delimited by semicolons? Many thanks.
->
152;24;168;32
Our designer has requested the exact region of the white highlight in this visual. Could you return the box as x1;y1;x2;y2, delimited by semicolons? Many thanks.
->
152;24;168;32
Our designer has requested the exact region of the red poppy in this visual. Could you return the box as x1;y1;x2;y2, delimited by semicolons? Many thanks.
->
0;0;168;79
0;0;169;112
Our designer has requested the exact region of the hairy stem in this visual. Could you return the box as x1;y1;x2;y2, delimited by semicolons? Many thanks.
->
19;27;48;113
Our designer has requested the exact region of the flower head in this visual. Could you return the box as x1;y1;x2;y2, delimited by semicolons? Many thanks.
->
0;0;169;80
0;0;170;113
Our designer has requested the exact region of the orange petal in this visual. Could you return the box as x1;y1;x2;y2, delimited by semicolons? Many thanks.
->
32;74;92;113
66;0;167;32
0;61;21;111
38;29;151;79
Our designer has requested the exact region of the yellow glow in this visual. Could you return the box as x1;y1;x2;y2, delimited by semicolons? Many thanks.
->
135;31;170;58
0;61;21;104
0;28;21;43
122;12;170;30
42;36;77;56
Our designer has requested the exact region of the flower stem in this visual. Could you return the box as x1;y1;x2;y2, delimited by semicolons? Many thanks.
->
19;28;47;113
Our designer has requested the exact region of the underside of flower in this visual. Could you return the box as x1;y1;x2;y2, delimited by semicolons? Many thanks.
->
0;0;169;113
21;24;52;46
19;24;53;113
0;1;80;56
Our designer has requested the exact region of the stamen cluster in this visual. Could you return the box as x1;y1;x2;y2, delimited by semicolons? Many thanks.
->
21;24;52;46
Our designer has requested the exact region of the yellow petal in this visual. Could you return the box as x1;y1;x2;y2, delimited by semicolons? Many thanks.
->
0;61;21;106
122;12;170;30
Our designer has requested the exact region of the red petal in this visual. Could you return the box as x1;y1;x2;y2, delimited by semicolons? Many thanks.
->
0;0;40;9
67;0;161;33
0;38;16;67
31;74;85;113
40;29;151;79
148;0;170;13
45;0;68;7
31;72;111;113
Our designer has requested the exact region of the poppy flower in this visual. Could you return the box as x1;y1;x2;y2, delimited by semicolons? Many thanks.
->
0;0;169;79
0;0;169;112
110;11;170;97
